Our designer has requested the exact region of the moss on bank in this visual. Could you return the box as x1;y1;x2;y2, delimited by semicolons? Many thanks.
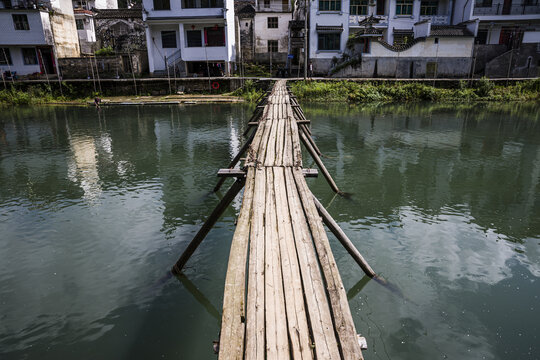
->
291;78;540;103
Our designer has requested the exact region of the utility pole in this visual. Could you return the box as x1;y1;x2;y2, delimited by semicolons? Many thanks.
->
304;0;308;79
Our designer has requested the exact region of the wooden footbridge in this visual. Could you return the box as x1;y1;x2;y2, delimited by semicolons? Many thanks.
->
171;80;378;359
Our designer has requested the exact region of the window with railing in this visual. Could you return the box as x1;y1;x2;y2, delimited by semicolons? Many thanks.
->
22;48;37;65
395;0;413;15
268;17;278;28
350;0;368;15
182;0;223;8
474;0;492;7
420;0;438;15
319;0;341;11
268;40;278;52
186;30;202;47
161;31;177;48
12;14;29;30
318;33;340;50
205;26;225;46
76;19;84;30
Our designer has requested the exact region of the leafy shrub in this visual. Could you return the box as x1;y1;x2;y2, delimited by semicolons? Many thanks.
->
95;46;114;56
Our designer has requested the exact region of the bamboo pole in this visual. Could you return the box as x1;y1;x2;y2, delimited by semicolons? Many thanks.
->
171;178;246;274
312;195;376;278
299;130;342;194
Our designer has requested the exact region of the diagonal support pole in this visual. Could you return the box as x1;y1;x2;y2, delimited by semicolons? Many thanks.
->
312;194;377;278
172;178;246;274
213;129;256;192
299;130;342;194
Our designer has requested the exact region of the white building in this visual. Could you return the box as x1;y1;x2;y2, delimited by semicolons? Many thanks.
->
253;0;292;66
469;0;540;46
0;0;79;77
142;0;236;76
309;0;479;76
72;0;118;54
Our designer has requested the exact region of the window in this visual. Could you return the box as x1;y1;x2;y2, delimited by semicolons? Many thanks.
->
268;40;278;52
205;26;225;46
319;0;341;11
395;0;413;15
350;0;368;14
76;19;84;30
268;17;278;28
22;48;37;65
183;0;223;8
476;29;488;44
318;33;340;50
264;0;270;7
376;0;385;14
13;14;29;30
420;0;437;15
475;0;492;6
186;30;202;47
153;0;170;10
161;31;177;48
393;33;413;45
0;48;12;65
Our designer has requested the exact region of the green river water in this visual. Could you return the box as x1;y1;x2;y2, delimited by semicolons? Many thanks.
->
0;102;539;360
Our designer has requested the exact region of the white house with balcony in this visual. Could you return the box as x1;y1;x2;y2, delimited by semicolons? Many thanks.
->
142;0;235;76
0;0;79;77
253;0;292;67
309;0;480;75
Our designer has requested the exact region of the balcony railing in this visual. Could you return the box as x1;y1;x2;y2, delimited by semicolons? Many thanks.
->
419;15;450;24
349;15;388;26
256;3;291;11
0;0;40;9
473;1;540;15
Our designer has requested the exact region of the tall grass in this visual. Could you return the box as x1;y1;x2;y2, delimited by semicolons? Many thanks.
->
0;86;60;105
290;78;540;103
231;79;265;103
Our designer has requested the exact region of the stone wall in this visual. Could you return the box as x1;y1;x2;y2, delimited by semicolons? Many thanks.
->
485;44;540;78
95;18;146;52
59;51;148;78
331;57;473;78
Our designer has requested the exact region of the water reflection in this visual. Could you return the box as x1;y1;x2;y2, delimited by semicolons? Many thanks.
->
0;102;538;360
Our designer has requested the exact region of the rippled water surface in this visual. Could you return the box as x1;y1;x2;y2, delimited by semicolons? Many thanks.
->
0;102;539;360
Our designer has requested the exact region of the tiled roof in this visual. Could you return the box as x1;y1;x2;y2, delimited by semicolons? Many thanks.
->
94;8;142;19
357;15;382;26
430;25;473;37
74;8;93;15
236;4;255;16
316;24;344;32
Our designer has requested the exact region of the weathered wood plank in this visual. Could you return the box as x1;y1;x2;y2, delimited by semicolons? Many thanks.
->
283;167;342;360
219;168;256;360
273;167;313;360
264;169;289;360
245;168;267;360
292;168;364;360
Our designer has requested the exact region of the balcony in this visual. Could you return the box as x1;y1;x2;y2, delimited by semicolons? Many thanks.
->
0;0;39;9
419;15;450;24
473;1;540;15
256;2;291;12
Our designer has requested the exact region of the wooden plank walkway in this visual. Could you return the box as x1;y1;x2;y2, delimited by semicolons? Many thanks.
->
218;80;364;360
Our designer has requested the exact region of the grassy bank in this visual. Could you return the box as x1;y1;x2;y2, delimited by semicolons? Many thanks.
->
231;80;266;103
291;78;540;103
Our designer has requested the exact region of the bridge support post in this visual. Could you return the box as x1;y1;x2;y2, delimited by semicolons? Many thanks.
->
172;178;246;274
312;195;377;278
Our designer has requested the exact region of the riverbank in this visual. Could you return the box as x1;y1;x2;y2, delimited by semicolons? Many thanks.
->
0;88;245;106
290;78;540;103
1;77;538;105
